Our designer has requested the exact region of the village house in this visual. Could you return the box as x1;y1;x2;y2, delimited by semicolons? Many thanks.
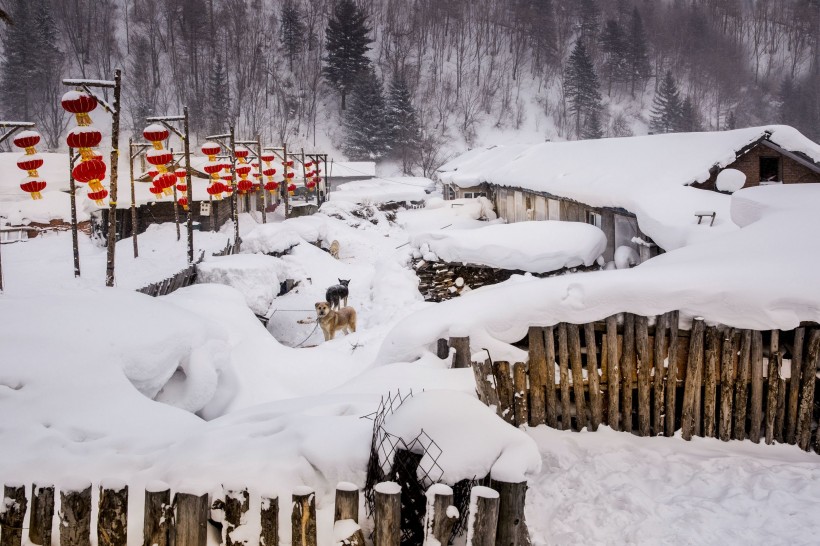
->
437;125;820;264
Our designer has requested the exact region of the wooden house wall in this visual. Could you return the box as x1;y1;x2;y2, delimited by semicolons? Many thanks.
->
696;142;819;191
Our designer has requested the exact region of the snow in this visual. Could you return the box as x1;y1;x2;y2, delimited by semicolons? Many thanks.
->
373;482;401;495
326;161;376;179
329;177;433;204
240;224;303;256
411;220;606;273
716;168;747;192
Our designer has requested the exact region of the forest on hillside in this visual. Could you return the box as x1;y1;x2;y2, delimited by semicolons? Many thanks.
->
1;0;817;174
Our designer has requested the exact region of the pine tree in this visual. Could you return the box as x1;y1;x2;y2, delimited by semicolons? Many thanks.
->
0;0;34;120
625;7;651;97
324;0;373;110
280;0;305;72
528;0;557;69
207;53;231;134
581;106;604;139
649;71;682;133
385;74;421;173
725;110;737;130
599;19;627;96
678;96;700;132
565;40;603;138
343;68;389;160
576;0;600;46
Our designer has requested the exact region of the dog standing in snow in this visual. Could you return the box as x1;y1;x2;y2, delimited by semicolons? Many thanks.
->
325;279;350;309
329;240;340;259
315;301;357;341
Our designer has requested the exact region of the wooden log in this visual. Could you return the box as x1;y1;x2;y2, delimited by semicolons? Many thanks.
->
718;328;736;442
733;330;752;441
1;484;26;546
143;483;171;546
260;496;279;546
512;362;529;427
478;359;500;410
450;336;471;369
703;327;719;438
652;313;667;436
634;316;651;436
606;315;620;431
334;482;359;523
373;482;401;546
775;378;786;444
29;483;54;546
493;361;515;425
60;483;92;546
584;322;603;431
621;314;636;433
472;359;490;405
466;486;499;546
224;487;250;546
423;484;457;546
527;327;547;427
664;311;680;436
557;324;572;430
765;330;781;445
796;330;820;451
567;324;588;431
291;487;317;546
489;479;529;546
786;328;805;445
749;330;765;444
681;318;705;441
544;326;558;428
98;481;128;546
174;492;209;546
436;338;449;359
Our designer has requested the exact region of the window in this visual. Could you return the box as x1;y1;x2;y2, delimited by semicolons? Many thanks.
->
586;210;602;229
463;191;486;199
0;229;28;243
759;157;780;182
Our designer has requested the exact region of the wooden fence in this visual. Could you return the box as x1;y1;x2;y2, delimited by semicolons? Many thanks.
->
135;238;240;297
0;479;525;546
461;312;820;451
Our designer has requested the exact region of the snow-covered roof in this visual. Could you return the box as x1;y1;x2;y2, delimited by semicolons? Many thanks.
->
437;126;820;251
327;161;376;178
329;177;434;204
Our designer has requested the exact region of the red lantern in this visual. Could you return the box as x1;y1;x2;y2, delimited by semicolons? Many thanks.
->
149;186;164;198
304;161;313;168
13;131;41;152
234;147;250;159
176;183;187;193
285;160;294;167
153;172;177;196
203;161;222;176
146;149;173;168
207;183;223;200
175;167;187;179
236;164;252;176
285;171;295;179
264;181;279;194
66;127;103;159
178;196;189;210
61;90;97;125
237;179;253;193
143;123;169;146
263;167;276;177
221;173;233;182
20;177;47;200
201;142;221;158
17;155;44;173
147;167;160;178
306;181;316;191
260;152;275;162
72;159;107;192
287;183;296;195
87;189;109;206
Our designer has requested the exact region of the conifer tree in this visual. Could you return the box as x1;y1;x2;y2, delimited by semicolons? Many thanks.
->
576;0;600;46
581;106;604;139
599;19;627;96
324;0;373;110
207;53;231;134
528;0;557;69
565;40;603;138
678;96;700;132
280;1;305;72
343;68;389;160
626;7;651;97
649;71;682;133
385;74;421;173
0;0;34;120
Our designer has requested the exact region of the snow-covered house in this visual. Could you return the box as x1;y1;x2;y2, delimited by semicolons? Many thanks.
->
437;126;820;262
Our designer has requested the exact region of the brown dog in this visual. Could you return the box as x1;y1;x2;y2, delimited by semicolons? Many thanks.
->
315;301;357;341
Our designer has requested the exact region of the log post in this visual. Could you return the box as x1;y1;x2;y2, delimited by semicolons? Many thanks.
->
635;316;651;436
567;323;588;430
423;484;457;546
476;358;500;409
29;483;54;546
797;330;820;451
652;313;667;435
489;479;528;546
1;484;26;546
584;323;603;431
621;314;636;433
749;331;765;443
466;486;499;546
373;482;401;546
334;482;359;523
719;328;736;441
765;330;781;445
544;326;558;428
174;491;209;546
98;481;128;546
512;362;529;427
450;335;471;369
437;338;449;360
60;483;92;546
775;378;786;444
786;328;805;445
527;327;547;427
703;326;720;438
681;317;705;441
557;323;572;430
260;496;279;546
493;361;515;425
291;487;317;546
143;482;171;546
224;487;250;546
606;315;620;431
733;330;752;441
664;311;680;436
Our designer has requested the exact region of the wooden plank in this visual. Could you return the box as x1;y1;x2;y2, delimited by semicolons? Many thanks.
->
557;324;572;430
765;330;781;445
703;326;720;438
664;311;679;436
544;326;558;428
635;316;651;436
291;487;317;546
493;360;515;425
60;484;92;546
527;327;547;427
471;358;491;405
733;330;752;441
775;378;786;444
719;328;735;442
373;483;401;546
567;324;588;431
479;359;500;410
512;362;529;427
621;314;635;433
584;322;602;431
143;484;171;546
466;487;499;546
29;483;54;546
652;313;667;436
98;483;128;546
450;336;471;369
1;484;27;546
785;328;805;445
681;318;705;441
174;492;208;546
606;315;620;431
796;330;820;451
490;479;529;546
749;330;765;443
260;496;279;546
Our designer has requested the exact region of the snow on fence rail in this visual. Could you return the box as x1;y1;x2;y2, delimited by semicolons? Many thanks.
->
448;313;820;451
135;239;240;297
0;479;520;546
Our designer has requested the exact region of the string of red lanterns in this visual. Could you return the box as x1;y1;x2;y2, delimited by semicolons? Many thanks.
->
260;152;279;196
62;90;108;205
13;131;48;200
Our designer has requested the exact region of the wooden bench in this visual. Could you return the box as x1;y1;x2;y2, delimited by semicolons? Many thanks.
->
694;210;716;226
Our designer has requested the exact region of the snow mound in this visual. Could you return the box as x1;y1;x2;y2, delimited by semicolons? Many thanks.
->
281;215;329;244
330;177;434;204
716;168;746;193
197;254;285;315
240;224;302;255
411;220;605;272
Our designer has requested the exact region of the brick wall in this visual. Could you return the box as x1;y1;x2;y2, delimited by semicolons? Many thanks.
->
697;141;819;191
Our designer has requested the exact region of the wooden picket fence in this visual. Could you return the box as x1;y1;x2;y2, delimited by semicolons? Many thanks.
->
0;479;522;546
464;312;820;451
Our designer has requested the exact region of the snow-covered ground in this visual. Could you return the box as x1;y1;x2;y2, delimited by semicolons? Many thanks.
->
2;185;820;545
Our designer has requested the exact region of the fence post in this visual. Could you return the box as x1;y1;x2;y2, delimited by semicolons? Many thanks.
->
291;486;317;546
765;330;781;445
797;330;820;450
260;495;279;546
634;317;650;436
585;322;603;432
450;335;471;369
528;327;547;427
544;326;557;428
98;481;128;546
489;478;528;546
512;362;529;427
143;482;172;546
734;330;753;441
466;486;499;546
492;361;514;425
334;483;364;545
1;484;26;546
437;338;449;359
423;484;457;545
224;487;249;546
60;482;92;546
174;491;209;546
785;328;805;445
557;323;572;430
621;314;636;433
374;482;401;546
29;483;54;546
681;318;705;441
720;328;737;442
567;324;588;431
606;316;620;431
664;311;680;436
652;313;667;436
703;326;720;438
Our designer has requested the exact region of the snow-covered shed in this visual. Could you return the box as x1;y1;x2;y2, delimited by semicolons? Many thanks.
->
437;126;820;262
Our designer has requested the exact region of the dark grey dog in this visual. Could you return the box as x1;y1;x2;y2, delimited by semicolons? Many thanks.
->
325;279;350;310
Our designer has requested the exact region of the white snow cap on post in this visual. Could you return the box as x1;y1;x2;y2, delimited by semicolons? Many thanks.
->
716;168;746;193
